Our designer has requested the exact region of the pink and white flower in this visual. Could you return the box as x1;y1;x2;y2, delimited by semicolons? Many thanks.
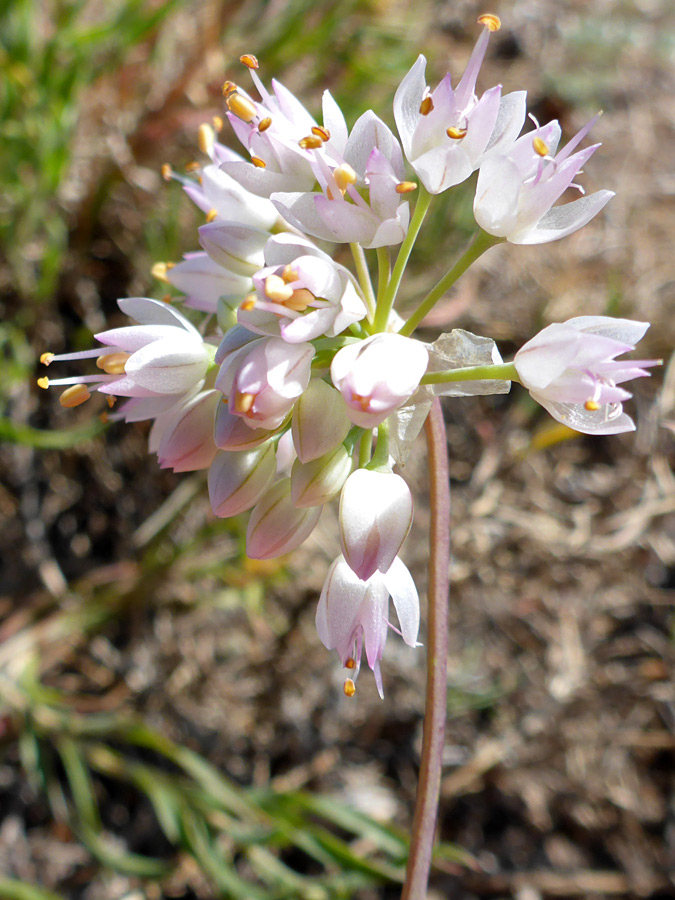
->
394;17;526;193
514;316;658;434
316;554;420;697
474;116;614;244
331;333;429;428
246;478;322;559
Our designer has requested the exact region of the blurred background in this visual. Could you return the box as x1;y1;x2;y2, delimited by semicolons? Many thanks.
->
1;0;674;897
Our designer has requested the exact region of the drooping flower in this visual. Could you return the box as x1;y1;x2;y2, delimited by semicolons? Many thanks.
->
394;15;526;193
316;554;420;698
514;316;659;434
38;298;212;407
330;332;429;428
473;115;615;244
339;469;413;581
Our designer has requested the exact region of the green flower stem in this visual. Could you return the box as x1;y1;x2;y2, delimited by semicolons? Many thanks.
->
367;419;390;470
350;242;376;322
373;187;432;333
358;430;372;468
399;230;502;337
401;398;450;900
376;246;391;306
421;361;519;385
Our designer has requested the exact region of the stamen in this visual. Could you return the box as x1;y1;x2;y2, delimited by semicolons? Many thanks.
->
240;294;256;312
311;125;330;142
265;274;294;303
59;384;91;408
37;377;49;389
419;96;434;116
185;161;201;173
222;81;237;97
205;208;218;223
226;91;257;123
161;163;172;181
396;181;418;194
281;265;299;284
343;678;356;697
298;135;323;150
239;53;259;69
251;156;267;168
198;123;215;156
161;294;173;303
345;658;356;669
447;125;468;140
285;288;314;312
106;395;117;408
40;352;54;366
532;136;549;157
234;391;255;414
333;163;357;192
212;115;224;131
584;400;601;411
258;116;272;132
96;352;130;375
151;262;171;283
351;392;372;412
477;13;501;31
99;411;109;424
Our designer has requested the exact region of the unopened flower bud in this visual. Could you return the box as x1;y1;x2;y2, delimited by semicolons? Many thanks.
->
291;445;352;508
246;479;321;559
339;469;413;580
291;378;351;463
208;444;276;517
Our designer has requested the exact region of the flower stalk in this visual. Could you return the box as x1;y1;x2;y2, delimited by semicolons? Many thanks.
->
401;398;450;900
422;361;519;385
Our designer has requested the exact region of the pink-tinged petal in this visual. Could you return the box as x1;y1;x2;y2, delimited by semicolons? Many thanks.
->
459;85;502;159
393;55;428;158
271;192;341;243
246;478;321;559
95;324;183;352
474;155;522;236
414;144;474;194
565;317;650;346
339;469;413;581
361;582;390;671
316;555;367;650
453;23;491;110
314;194;376;245
484;90;527;154
322;90;349;155
292;378;352;463
168;253;252;313
291;445;352;508
198;222;268;275
270;78;317;132
117;297;201;335
381;557;420;647
208;444;276;517
263;232;331;267
279;308;335;343
197;166;278;230
365;204;409;249
124;337;209;394
515;190;615;244
531;393;636;435
213;401;275;450
220;159;311;197
157;390;219;472
515;324;590;390
345;110;405;179
112;393;189;423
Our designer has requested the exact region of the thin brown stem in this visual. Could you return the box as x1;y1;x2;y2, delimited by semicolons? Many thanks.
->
401;398;450;900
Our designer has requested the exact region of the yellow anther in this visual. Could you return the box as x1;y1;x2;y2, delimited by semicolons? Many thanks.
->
311;125;331;142
299;135;323;150
395;181;418;194
240;295;256;311
234;391;255;414
212;115;224;131
226;91;257;123
584;399;601;411
419;96;434;116
222;80;237;97
285;288;314;312
37;376;49;389
265;274;294;303
281;264;299;284
343;678;356;697
99;411;109;424
161;294;173;303
151;262;170;282
258;116;272;132
447;125;468;140
345;657;356;670
532;136;549;157
333;163;357;192
251;156;267;168
477;13;501;31
198;123;215;156
161;163;172;181
96;352;130;375
239;53;259;69
59;384;91;408
40;352;54;366
106;395;117;408
185;161;201;172
205;208;218;223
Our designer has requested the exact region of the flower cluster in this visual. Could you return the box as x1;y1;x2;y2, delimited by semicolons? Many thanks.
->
39;18;657;696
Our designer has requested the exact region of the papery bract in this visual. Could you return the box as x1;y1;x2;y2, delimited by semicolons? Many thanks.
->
316;554;420;697
514;316;658;434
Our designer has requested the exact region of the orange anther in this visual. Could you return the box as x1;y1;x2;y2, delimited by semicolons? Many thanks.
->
477;13;501;31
